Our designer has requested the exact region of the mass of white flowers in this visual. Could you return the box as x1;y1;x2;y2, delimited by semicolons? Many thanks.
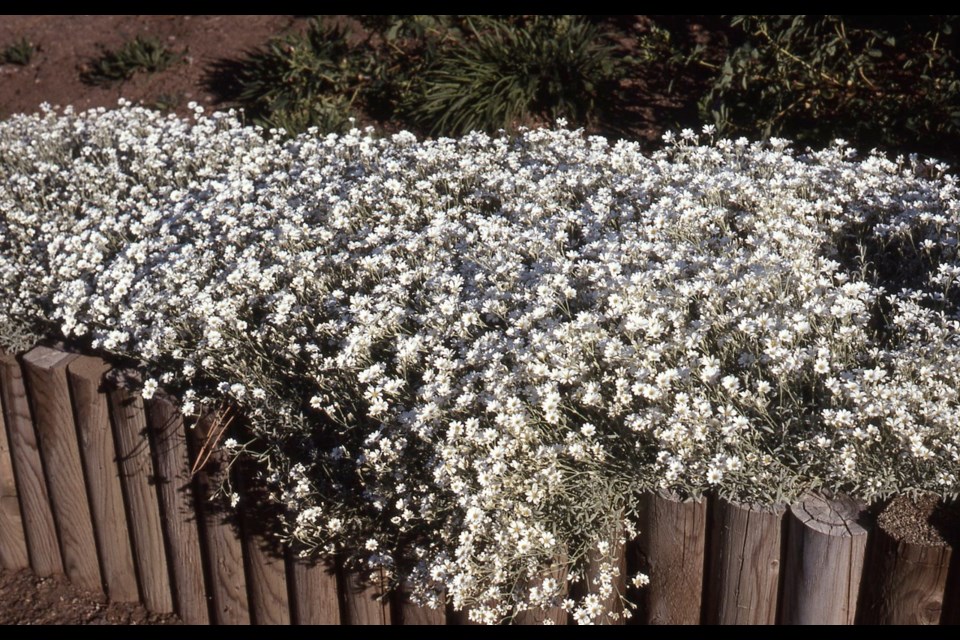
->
1;101;958;623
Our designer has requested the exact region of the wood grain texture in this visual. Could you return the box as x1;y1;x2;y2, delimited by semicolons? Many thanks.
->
242;533;290;625
780;493;869;625
108;385;173;613
704;496;785;625
857;520;952;624
342;565;391;625
235;461;289;625
288;556;342;625
943;549;960;625
145;395;210;624
0;369;28;570
0;353;61;575
66;356;138;602
21;347;101;592
396;584;446;625
636;491;707;625
186;409;250;625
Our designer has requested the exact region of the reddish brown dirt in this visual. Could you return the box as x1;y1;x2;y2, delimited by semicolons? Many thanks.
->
0;15;302;120
0;569;181;625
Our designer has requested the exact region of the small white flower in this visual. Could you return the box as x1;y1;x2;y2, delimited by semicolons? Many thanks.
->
141;378;159;400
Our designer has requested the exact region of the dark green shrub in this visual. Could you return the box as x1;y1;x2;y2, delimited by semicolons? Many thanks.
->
82;36;179;86
224;19;366;134
699;15;960;157
0;37;35;66
403;16;620;136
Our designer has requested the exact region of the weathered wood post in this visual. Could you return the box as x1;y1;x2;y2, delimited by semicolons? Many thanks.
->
341;564;393;625
235;458;290;625
66;356;138;602
704;496;785;625
635;491;708;625
107;382;174;612
145;393;210;624
21;347;101;592
186;407;250;624
395;583;447;625
0;352;60;576
857;495;956;625
780;493;870;624
0;363;28;570
288;555;342;625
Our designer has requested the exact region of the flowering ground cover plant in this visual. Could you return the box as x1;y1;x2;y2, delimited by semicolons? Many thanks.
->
1;102;958;623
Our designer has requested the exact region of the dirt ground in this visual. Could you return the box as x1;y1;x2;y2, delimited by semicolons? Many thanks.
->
0;15;302;120
0;569;181;625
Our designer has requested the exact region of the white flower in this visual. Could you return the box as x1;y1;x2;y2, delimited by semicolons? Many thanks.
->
141;378;159;400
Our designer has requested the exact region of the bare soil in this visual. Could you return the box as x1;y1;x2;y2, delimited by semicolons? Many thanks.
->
0;15;302;120
0;569;181;625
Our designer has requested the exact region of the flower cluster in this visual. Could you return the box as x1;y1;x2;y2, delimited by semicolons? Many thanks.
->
1;103;958;622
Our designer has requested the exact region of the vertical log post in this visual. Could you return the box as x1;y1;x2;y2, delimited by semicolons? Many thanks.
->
857;495;956;625
704;497;785;625
395;583;447;625
341;564;392;625
0;352;60;575
235;459;290;625
186;407;250;625
108;383;173;612
66;356;138;602
635;491;708;625
21;347;101;592
288;555;342;625
145;394;210;624
0;367;28;570
780;493;869;624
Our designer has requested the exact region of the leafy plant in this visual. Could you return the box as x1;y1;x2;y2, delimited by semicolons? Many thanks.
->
81;36;179;86
0;37;36;66
404;16;620;135
223;19;367;134
699;15;960;158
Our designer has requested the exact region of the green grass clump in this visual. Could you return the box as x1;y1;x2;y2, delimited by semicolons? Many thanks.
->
82;36;178;86
1;37;36;65
225;19;365;134
404;16;620;136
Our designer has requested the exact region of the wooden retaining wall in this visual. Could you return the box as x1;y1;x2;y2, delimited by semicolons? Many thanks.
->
1;345;959;625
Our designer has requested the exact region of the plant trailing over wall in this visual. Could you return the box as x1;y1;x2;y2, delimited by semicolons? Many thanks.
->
2;103;959;622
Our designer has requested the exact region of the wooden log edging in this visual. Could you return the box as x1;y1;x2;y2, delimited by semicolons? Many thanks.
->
704;496;785;625
145;394;210;624
236;458;290;625
635;491;708;625
780;493;870;624
187;409;250;625
396;582;446;625
108;385;174;613
66;356;138;602
6;344;960;625
21;347;101;592
0;362;28;570
342;566;392;625
288;556;342;625
0;352;61;576
857;495;956;625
